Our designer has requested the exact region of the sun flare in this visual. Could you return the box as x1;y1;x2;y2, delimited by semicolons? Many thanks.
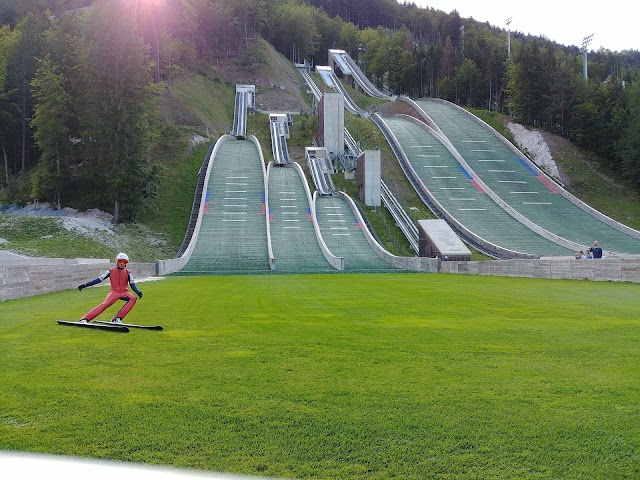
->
120;0;168;20
129;0;165;6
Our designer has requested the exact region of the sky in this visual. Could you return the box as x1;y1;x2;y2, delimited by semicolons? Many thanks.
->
408;1;638;52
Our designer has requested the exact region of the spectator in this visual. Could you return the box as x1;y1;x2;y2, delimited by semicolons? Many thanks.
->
591;241;603;258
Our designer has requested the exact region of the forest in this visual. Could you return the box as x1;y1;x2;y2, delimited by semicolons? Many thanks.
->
1;0;640;222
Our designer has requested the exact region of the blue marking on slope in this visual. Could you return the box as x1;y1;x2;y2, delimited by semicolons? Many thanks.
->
518;158;538;176
458;166;472;179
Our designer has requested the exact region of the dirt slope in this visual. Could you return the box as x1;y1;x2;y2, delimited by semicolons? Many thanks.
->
216;38;311;114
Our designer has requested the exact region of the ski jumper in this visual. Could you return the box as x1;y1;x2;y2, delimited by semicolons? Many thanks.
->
82;267;141;320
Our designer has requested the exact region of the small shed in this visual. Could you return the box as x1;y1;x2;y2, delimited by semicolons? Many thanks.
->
418;219;471;261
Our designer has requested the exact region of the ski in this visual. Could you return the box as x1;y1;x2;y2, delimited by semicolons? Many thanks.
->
94;320;163;331
57;320;129;333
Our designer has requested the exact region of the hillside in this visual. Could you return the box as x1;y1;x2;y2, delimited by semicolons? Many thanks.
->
0;38;314;262
228;38;311;114
2;38;639;262
547;135;640;230
161;37;311;139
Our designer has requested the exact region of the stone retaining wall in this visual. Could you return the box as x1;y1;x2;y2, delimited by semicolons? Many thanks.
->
1;259;158;302
2;257;639;303
439;257;640;283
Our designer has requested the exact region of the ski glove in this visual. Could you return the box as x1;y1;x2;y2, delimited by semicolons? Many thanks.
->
137;291;143;299
78;284;86;291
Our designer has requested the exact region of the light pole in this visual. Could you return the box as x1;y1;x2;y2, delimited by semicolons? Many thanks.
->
581;34;594;80
420;57;425;98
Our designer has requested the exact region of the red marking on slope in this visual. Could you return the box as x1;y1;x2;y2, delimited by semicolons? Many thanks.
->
469;180;485;193
538;176;560;194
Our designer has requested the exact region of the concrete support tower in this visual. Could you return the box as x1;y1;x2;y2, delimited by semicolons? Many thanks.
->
356;149;381;207
318;92;345;157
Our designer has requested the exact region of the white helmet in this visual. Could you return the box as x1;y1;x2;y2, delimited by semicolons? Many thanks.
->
116;252;129;263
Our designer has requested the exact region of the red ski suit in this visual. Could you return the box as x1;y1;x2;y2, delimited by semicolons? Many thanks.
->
82;267;139;320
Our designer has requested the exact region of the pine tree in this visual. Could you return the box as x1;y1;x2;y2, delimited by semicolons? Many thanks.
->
30;55;71;206
0;23;19;186
79;3;160;223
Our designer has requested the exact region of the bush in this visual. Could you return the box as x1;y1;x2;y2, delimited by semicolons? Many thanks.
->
4;173;33;206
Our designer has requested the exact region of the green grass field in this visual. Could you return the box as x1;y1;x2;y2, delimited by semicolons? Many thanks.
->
1;273;639;479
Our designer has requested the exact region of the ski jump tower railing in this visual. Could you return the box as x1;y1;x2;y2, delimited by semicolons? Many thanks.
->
315;65;365;117
328;49;391;100
306;146;336;196
269;113;291;165
231;84;255;138
297;58;419;252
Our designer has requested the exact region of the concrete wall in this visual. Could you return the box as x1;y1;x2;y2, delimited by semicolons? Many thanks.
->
3;256;640;303
321;93;344;156
439;257;640;283
356;150;381;207
1;258;158;302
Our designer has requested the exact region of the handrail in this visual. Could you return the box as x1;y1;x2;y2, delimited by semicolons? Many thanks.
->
269;115;291;165
158;135;235;274
297;66;322;102
307;150;336;195
341;52;390;100
176;140;217;257
381;180;419;253
328;69;365;116
249;135;276;271
344;128;360;157
269;121;281;163
231;91;249;138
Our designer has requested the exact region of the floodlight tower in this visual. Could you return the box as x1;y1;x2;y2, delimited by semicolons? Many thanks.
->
506;17;512;58
581;34;594;79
